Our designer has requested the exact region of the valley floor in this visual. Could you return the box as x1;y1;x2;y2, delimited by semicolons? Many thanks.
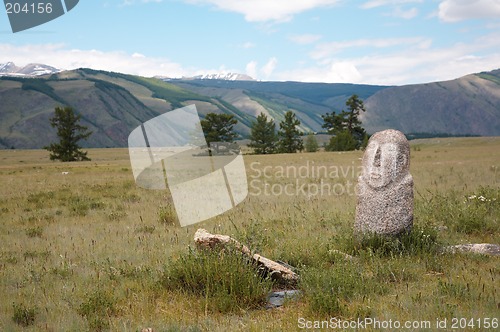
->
0;137;499;331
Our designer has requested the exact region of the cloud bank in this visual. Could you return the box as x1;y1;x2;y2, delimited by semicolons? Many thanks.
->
0;44;186;78
438;0;500;22
186;0;340;22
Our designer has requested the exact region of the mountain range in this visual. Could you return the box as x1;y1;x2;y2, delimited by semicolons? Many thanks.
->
363;70;500;136
0;62;253;82
0;65;498;149
0;62;60;77
178;72;255;81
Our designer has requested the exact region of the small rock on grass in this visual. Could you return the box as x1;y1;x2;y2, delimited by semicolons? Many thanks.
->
444;243;500;256
266;290;301;309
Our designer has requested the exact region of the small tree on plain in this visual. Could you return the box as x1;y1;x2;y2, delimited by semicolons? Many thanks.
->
322;94;368;151
45;106;92;162
326;130;357;151
305;132;319;152
248;113;277;154
277;111;304;153
200;113;238;153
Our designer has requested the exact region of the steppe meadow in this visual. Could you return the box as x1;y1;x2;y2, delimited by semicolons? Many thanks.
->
0;137;499;331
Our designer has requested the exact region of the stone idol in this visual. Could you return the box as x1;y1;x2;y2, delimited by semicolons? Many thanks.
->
354;129;413;236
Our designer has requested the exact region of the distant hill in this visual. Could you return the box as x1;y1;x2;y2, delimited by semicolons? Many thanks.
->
0;67;499;149
170;79;387;134
0;68;387;149
0;68;259;149
363;70;500;136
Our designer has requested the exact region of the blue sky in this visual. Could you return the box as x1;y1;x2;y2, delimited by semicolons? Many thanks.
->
1;0;500;85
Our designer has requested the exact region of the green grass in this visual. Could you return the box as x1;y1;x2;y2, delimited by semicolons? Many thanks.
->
12;303;37;327
158;204;177;225
301;260;386;318
417;186;499;235
344;224;441;257
0;138;499;330
161;245;274;314
78;289;117;331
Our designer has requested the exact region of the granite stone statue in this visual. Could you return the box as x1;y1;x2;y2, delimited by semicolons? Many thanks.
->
354;129;413;236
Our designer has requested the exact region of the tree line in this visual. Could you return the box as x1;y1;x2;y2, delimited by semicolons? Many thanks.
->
198;109;305;154
248;94;368;154
200;94;367;154
45;94;367;162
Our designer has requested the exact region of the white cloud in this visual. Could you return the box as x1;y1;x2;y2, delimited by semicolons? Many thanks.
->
245;60;258;78
391;6;419;19
2;33;499;86
185;0;340;22
0;44;186;78
120;0;163;5
275;31;500;84
244;58;278;79
359;42;500;84
275;61;362;83
288;34;322;45
261;57;278;78
240;42;256;49
361;0;422;9
361;0;421;19
190;65;242;78
311;37;431;59
438;0;500;22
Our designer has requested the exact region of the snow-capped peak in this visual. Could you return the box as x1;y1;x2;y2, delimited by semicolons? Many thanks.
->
182;72;255;81
0;62;60;77
0;62;18;73
198;72;254;81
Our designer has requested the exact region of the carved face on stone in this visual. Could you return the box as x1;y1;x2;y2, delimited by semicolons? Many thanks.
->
362;129;410;189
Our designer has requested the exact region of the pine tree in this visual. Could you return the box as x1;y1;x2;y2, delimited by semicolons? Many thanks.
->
344;94;367;145
277;111;304;153
200;113;238;154
322;111;343;134
248;113;277;154
322;94;367;151
45;106;92;162
326;130;357;151
305;132;319;152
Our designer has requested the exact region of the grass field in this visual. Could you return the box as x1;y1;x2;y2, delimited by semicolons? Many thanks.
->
0;137;499;331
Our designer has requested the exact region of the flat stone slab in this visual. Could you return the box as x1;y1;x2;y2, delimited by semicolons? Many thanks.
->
194;228;299;283
266;290;301;309
444;243;500;256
